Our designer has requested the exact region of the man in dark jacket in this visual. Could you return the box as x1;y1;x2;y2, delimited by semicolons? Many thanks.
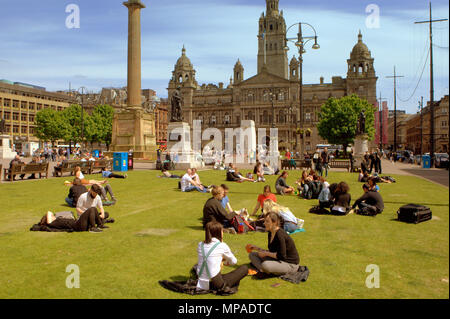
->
65;178;88;207
203;186;237;229
352;184;384;216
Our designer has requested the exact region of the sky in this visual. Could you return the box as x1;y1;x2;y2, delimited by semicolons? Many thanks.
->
0;0;448;114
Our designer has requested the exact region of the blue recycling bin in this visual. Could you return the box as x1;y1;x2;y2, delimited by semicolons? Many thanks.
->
422;155;431;169
113;152;128;172
93;150;100;158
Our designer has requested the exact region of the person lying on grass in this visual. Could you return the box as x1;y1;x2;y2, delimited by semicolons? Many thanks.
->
158;169;181;179
247;213;300;277
195;221;248;292
101;169;127;179
38;209;105;233
263;200;304;233
63;166;107;186
65;178;117;207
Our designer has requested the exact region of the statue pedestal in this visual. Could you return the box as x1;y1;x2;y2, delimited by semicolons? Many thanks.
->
167;122;203;169
353;134;369;168
0;135;17;159
110;108;157;160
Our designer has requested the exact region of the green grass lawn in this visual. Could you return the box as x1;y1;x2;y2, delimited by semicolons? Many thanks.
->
0;169;448;299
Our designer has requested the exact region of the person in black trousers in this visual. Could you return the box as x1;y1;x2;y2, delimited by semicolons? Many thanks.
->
351;184;384;216
39;208;105;232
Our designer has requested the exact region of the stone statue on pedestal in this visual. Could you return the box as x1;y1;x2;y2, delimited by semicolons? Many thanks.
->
170;88;183;122
357;110;366;135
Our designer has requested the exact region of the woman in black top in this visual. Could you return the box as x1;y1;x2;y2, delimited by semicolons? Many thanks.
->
247;213;300;275
39;208;105;232
331;182;352;215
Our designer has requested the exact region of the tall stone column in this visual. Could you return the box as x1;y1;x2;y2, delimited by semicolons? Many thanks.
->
125;0;145;108
110;0;157;161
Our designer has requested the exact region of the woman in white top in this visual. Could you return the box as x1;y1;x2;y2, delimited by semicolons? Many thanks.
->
196;221;248;292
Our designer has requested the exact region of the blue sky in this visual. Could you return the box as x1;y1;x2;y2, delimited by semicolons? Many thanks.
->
0;0;448;114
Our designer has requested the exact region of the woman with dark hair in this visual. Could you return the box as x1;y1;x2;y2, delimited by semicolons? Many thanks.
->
251;185;277;216
368;177;380;192
295;170;311;196
196;221;248;292
247;213;300;276
275;171;295;195
330;181;352;215
39;209;104;233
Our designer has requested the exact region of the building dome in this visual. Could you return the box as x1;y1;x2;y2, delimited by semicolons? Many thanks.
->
350;31;371;60
176;46;193;69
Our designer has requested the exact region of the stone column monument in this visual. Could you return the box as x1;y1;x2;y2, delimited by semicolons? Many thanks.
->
110;0;157;160
0;118;17;159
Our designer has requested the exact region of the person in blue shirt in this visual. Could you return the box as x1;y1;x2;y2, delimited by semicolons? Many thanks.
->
101;169;127;179
220;184;233;213
368;177;380;192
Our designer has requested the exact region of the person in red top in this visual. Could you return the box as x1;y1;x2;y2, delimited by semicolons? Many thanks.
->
251;185;277;217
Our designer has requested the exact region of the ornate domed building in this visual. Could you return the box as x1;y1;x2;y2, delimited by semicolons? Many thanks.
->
168;1;377;153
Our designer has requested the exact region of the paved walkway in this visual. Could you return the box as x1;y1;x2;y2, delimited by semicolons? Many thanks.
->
1;157;448;187
379;158;449;188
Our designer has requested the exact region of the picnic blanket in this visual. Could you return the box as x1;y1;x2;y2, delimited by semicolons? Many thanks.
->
287;228;306;235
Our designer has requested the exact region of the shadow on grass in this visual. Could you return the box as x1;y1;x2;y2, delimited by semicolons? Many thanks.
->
169;275;190;281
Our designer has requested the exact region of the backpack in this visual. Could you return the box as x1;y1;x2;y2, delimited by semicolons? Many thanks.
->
55;211;75;220
231;215;255;233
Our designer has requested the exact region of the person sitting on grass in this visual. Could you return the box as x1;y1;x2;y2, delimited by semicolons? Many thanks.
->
180;168;207;193
220;184;234;213
263;200;304;233
254;162;266;182
350;183;384;216
158;169;181;179
295;170;312;197
330;181;352;215
101;169;127;179
66;178;88;208
251;185;277;217
39;209;104;233
195;221;248;292
203;186;238;233
76;184;113;225
247;212;300;277
275;171;295;195
191;168;208;188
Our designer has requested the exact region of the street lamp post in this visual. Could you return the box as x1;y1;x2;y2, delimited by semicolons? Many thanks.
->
285;22;319;155
77;86;87;152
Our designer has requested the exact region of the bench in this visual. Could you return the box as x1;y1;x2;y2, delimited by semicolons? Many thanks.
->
281;159;312;170
3;162;49;182
329;159;351;171
53;160;93;177
90;159;113;174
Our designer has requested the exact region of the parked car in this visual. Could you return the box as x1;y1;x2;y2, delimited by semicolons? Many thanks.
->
435;153;449;169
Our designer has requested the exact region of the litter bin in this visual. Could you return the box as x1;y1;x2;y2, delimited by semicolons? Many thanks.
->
93;150;100;158
128;151;134;170
113;152;128;172
422;155;431;169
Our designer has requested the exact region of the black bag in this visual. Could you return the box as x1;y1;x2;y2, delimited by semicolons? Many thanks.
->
397;204;432;224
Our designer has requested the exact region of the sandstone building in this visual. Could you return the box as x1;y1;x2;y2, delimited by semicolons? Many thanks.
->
167;0;377;154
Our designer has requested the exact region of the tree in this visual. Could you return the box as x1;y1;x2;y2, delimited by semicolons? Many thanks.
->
34;108;65;145
317;94;375;153
61;104;84;150
90;104;114;150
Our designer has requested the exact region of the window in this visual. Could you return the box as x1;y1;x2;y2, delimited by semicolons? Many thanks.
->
224;113;230;125
13;100;19;108
13;113;19;121
211;114;216;125
13;125;19;133
21;114;27;121
4;99;10;107
305;112;311;121
29;103;35;110
21;102;27;109
4;112;10;120
37;104;42;110
21;126;27;134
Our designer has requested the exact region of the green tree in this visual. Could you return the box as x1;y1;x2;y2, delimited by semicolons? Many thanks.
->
61;104;86;149
317;94;375;153
34;108;65;145
90;104;114;150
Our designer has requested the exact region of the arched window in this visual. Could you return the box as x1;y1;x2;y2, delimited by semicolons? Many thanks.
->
210;114;216;125
224;113;230;124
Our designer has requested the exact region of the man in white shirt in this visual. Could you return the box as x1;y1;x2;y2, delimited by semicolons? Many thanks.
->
76;184;106;218
180;168;207;192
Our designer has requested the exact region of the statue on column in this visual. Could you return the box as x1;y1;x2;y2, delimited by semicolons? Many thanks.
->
170;88;183;122
357;110;366;135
